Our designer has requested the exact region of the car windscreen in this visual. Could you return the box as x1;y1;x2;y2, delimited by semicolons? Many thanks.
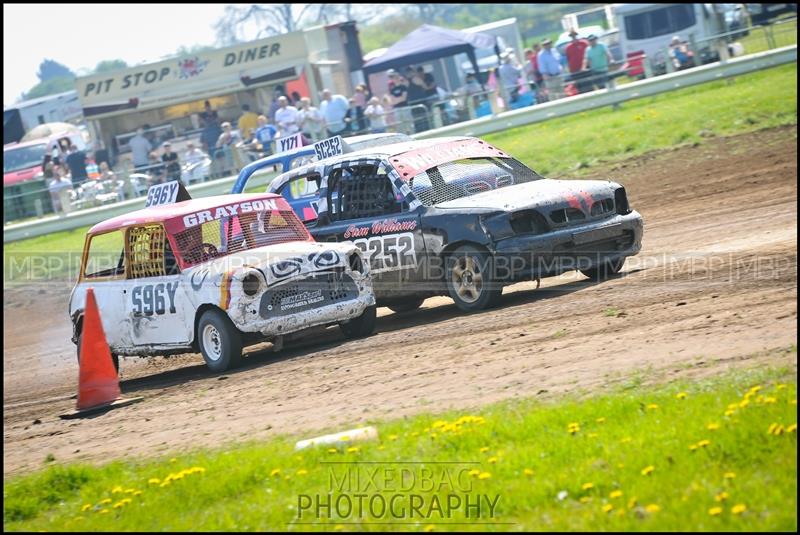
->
408;157;543;206
172;208;310;267
3;143;47;173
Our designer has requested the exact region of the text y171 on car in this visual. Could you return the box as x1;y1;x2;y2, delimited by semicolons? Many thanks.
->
69;186;376;372
265;136;644;312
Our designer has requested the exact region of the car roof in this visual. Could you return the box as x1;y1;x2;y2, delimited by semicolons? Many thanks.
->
88;192;285;235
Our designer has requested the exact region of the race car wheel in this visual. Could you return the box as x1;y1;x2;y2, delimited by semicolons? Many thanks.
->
198;309;242;373
339;305;377;338
446;245;502;312
581;257;625;281
76;331;119;374
387;298;425;314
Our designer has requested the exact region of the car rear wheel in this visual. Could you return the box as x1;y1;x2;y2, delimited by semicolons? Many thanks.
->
387;297;425;314
76;331;119;374
339;305;377;338
446;245;502;312
581;257;625;281
197;309;242;373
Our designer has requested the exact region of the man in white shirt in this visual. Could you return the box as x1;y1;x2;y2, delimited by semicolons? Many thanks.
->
364;96;387;133
274;96;300;136
128;128;152;171
319;89;349;137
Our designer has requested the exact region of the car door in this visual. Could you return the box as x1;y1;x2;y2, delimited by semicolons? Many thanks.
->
119;224;193;347
311;159;427;300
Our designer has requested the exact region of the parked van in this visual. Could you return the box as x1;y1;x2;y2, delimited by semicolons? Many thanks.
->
3;124;87;186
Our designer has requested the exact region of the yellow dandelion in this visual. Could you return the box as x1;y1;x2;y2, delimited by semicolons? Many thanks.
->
749;385;762;393
731;504;747;515
609;490;623;499
689;444;698;451
582;482;595;491
646;404;659;410
432;420;447;429
468;469;481;477
580;496;591;504
328;448;338;454
641;465;655;476
334;525;344;531
676;392;688;399
715;492;729;502
98;509;109;515
424;525;436;532
787;423;797;433
388;434;398;441
602;504;614;513
111;485;123;494
81;503;92;512
478;472;491;480
346;446;360;453
645;504;661;513
775;384;787;390
724;409;736;417
159;480;171;488
169;457;177;463
724;472;736;479
133;491;142;496
487;456;498;464
790;399;797;405
628;497;638;509
111;503;123;511
739;399;750;408
124;488;137;494
339;435;350;442
430;433;437;439
596;417;606;423
411;431;419;437
523;468;534;477
707;423;720;431
270;468;281;477
479;446;490;453
297;469;308;476
99;498;112;505
284;475;292;481
764;396;777;404
708;507;723;516
697;439;711;448
148;477;160;485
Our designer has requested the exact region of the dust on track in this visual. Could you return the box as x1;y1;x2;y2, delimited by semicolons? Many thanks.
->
3;126;797;476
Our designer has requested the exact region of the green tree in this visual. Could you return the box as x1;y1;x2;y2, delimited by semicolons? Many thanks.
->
93;59;128;73
24;76;76;99
36;59;74;82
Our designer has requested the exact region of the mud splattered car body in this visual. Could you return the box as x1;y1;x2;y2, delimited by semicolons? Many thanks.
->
68;193;375;371
267;136;643;312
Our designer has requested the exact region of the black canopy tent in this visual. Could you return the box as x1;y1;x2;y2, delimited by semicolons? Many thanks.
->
362;24;499;89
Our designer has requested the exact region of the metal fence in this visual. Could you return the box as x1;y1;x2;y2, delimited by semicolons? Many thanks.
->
3;19;797;229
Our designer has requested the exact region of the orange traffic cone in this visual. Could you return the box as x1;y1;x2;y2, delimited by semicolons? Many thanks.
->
77;288;120;409
60;288;142;419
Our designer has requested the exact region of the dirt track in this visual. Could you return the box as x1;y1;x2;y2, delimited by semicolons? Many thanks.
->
3;126;797;476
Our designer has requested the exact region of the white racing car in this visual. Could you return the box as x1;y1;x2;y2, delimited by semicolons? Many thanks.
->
69;184;376;372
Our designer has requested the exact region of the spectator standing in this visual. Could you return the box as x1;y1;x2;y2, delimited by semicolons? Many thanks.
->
255;115;278;155
268;86;284;123
387;70;411;134
48;166;73;215
381;94;396;131
65;144;89;186
565;30;589;74
364;96;387;133
274;96;300;136
237;104;258;136
669;35;695;71
297;97;324;141
320;89;349;137
583;34;613;89
407;69;430;132
343;98;361;134
200;100;219;126
524;46;544;92
201;117;222;156
161;142;181;182
215;122;242;176
537;38;564;100
128;128;152;171
498;53;523;105
352;84;369;132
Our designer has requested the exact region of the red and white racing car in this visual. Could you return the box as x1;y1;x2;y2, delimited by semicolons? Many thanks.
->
69;186;375;372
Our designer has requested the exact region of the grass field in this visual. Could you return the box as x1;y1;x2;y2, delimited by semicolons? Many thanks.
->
3;62;797;283
4;365;796;531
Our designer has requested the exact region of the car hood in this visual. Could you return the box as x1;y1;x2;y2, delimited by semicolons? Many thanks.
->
433;179;619;212
183;241;359;286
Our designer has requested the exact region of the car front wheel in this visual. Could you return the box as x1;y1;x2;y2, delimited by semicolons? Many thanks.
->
197;309;243;372
445;245;502;312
